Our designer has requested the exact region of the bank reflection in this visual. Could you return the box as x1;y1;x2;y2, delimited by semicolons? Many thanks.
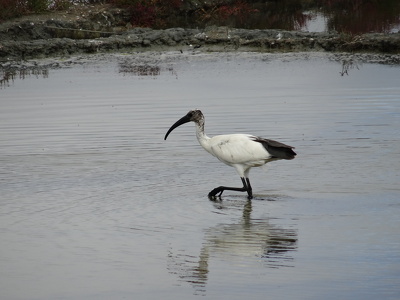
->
168;200;297;294
339;58;362;76
117;61;179;78
0;67;48;89
118;63;161;77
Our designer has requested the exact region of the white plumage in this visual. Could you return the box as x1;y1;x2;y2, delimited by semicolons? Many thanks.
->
201;134;279;176
164;109;296;199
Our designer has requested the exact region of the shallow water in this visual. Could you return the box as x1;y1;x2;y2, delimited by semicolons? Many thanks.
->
1;52;400;300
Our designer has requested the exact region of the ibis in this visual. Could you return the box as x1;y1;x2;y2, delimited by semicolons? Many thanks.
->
164;110;296;199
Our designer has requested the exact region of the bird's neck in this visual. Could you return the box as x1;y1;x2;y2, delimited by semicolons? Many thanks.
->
195;120;211;149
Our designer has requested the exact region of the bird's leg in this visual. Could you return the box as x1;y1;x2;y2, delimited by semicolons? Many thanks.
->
208;177;253;200
245;178;253;199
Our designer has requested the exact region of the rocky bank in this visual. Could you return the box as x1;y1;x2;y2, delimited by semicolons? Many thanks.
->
1;3;400;61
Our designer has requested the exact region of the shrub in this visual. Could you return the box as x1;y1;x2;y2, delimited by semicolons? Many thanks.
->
50;0;72;10
27;0;50;12
109;0;183;28
0;0;27;21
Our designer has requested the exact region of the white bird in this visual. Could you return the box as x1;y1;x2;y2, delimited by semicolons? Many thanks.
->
164;110;296;199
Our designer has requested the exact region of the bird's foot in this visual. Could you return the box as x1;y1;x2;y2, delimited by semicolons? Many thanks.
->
208;185;253;200
208;187;224;200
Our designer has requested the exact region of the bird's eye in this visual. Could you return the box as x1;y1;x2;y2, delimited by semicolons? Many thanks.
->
187;112;193;118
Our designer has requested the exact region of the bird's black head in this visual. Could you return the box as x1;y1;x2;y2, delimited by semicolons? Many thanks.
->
185;109;203;122
164;109;204;140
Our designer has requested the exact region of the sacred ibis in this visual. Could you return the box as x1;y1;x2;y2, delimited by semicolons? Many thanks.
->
164;110;296;199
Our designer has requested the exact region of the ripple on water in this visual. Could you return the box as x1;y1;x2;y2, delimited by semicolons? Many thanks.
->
1;52;399;300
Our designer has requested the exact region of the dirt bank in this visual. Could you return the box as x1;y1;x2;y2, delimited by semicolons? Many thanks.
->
1;3;400;61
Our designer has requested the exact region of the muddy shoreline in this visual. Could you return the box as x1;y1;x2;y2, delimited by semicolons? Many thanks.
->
1;5;400;62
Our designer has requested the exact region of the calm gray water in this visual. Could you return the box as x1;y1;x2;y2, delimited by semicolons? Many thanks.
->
1;52;400;300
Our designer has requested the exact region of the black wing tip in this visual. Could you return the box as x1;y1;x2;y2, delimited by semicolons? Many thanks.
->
254;137;297;160
284;148;297;160
286;147;297;159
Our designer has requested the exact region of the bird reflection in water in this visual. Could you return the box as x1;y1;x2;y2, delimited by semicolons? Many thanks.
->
167;200;297;294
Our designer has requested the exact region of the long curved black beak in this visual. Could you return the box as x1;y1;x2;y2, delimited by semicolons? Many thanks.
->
164;114;191;140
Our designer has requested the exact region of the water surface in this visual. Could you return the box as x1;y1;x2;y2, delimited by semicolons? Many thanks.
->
174;0;400;34
1;52;400;300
